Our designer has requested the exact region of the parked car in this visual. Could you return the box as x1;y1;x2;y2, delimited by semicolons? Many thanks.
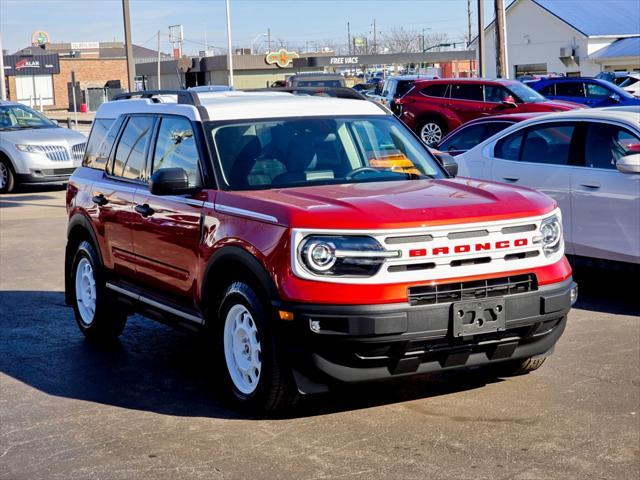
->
529;77;640;107
456;107;640;266
595;71;631;86
64;87;576;412
377;75;437;114
286;73;345;88
188;85;232;92
618;73;640;98
0;101;87;193
397;78;581;146
435;112;545;156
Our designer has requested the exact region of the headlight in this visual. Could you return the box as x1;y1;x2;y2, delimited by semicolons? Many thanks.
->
299;235;399;277
537;214;563;257
15;144;44;153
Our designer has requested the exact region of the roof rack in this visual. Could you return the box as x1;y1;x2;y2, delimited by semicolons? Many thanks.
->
245;87;367;100
113;90;202;107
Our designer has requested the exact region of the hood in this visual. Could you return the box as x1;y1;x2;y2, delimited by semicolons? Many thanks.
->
0;127;87;145
541;99;585;109
216;179;556;230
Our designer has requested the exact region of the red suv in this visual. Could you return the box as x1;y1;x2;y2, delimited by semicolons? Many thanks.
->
398;78;582;145
65;88;576;412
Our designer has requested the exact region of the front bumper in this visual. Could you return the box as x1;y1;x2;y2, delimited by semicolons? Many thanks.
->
17;168;76;184
278;277;576;388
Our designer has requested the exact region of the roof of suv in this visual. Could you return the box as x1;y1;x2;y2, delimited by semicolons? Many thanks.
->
96;90;386;122
412;78;520;87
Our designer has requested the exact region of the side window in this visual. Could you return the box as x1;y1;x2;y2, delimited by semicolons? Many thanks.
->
395;81;414;98
495;130;524;161
584;122;640;170
420;84;449;98
484;85;510;103
450;83;484;101
439;124;487;152
539;84;555;96
555;82;585;97
83;118;114;169
112;116;154;180
585;83;611;99
520;124;576;165
152;116;200;187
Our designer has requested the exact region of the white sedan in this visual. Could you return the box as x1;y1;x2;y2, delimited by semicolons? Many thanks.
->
456;107;640;266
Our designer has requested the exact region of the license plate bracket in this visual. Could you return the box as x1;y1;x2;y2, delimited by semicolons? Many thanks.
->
452;299;506;337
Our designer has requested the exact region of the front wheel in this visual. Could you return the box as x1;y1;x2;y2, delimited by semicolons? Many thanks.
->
217;281;298;412
0;157;16;194
418;119;446;146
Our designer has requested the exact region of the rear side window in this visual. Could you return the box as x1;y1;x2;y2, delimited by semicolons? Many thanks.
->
584;122;640;169
539;84;555;96
83;118;114;169
152;116;201;187
112;116;154;181
420;84;449;98
495;130;525;161
555;82;585;97
520;124;575;165
450;83;484;101
439;124;488;152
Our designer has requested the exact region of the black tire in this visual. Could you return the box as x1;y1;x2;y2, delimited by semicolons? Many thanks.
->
489;356;547;377
417;118;446;146
216;281;298;413
0;156;16;194
70;240;127;341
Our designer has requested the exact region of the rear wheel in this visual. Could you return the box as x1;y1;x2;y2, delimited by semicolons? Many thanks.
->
0;157;16;194
217;281;298;412
418;119;446;146
71;241;127;340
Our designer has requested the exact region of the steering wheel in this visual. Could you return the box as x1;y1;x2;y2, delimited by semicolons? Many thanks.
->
345;167;381;180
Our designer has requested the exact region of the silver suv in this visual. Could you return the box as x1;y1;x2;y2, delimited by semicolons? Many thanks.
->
0;101;87;193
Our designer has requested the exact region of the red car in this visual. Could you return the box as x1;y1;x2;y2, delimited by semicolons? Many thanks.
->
397;78;582;146
65;88;576;412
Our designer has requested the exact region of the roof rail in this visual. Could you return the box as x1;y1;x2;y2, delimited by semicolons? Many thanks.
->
113;90;202;107
245;87;367;100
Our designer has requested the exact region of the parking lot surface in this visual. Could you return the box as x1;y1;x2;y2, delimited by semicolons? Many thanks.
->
1;187;639;480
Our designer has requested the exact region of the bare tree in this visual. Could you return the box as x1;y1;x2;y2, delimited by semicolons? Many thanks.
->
381;27;420;53
422;32;451;51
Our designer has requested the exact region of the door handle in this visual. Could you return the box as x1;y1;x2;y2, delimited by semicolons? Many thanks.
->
580;182;600;189
92;194;108;206
502;176;519;182
135;203;155;217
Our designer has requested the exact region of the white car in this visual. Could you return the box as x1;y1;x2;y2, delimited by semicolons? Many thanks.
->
619;73;640;98
456;107;640;266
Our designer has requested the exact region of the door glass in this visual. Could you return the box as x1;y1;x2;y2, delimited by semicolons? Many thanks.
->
83;118;115;169
484;85;510;103
585;83;611;98
439;124;487;152
152;116;201;187
495;130;525;161
420;84;448;98
450;83;484;101
112;116;154;180
395;80;414;97
521;124;575;165
584;123;640;169
539;84;555;96
555;82;585;97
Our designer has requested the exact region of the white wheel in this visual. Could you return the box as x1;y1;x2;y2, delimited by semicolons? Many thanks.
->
74;257;97;325
223;303;262;395
420;122;443;146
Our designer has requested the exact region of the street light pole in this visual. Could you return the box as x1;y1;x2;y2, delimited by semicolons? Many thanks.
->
121;0;136;92
0;33;6;101
225;0;234;88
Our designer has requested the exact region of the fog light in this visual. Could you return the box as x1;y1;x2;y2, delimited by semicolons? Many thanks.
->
310;320;321;333
570;286;578;304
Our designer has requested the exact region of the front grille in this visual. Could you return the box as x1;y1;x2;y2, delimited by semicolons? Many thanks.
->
408;274;537;306
71;143;86;162
41;145;70;161
31;167;76;176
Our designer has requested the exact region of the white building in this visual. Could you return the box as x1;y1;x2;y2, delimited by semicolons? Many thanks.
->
475;0;640;78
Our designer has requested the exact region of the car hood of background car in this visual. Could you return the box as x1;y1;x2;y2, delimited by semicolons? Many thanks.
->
539;99;585;109
0;127;86;144
216;179;557;230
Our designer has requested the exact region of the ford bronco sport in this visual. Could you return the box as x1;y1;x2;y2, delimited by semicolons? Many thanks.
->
65;88;577;412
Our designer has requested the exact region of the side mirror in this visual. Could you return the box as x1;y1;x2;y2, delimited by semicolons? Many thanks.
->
501;95;517;108
149;167;194;195
616;153;640;174
432;150;458;176
609;93;621;103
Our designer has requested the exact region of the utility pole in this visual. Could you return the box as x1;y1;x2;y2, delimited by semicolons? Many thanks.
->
267;27;271;53
0;33;6;101
467;0;472;48
121;0;136;92
347;22;351;55
477;0;484;77
372;19;377;54
494;0;508;78
225;0;234;88
156;30;161;89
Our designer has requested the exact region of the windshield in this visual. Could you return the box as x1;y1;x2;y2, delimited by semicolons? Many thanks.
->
210;116;445;190
0;104;58;130
506;82;547;103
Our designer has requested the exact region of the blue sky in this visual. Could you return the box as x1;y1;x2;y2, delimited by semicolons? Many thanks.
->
0;0;500;54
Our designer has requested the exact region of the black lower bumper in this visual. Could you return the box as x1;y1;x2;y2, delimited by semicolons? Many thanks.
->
17;170;74;184
278;277;576;388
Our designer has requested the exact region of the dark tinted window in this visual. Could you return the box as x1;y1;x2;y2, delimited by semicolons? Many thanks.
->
495;130;524;161
112;116;154;180
585;83;611;98
83;118;114;169
584;122;640;169
450;83;484;101
439;124;488;152
152;116;200;187
539;84;555;96
395;80;415;97
555;81;585;97
521;124;575;165
420;84;449;98
484;85;510;102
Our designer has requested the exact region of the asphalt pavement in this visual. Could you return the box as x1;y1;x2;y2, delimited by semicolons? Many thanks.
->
1;187;638;480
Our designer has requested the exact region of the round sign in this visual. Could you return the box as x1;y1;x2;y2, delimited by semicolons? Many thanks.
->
31;30;50;46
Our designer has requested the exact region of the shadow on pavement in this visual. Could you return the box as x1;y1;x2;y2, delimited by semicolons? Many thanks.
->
571;265;639;316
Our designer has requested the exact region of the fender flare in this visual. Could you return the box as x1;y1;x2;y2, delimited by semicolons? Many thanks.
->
64;213;102;304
